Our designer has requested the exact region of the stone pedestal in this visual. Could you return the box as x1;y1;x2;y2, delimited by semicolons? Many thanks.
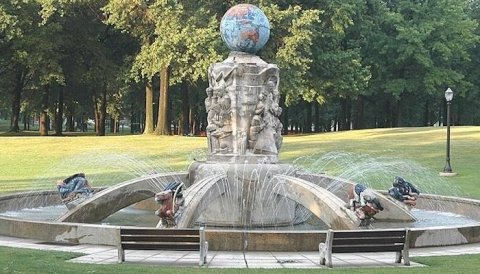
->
188;161;299;227
196;52;290;227
205;52;283;164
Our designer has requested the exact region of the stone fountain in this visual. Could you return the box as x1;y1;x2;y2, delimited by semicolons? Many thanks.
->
2;4;479;252
56;4;414;230
170;3;415;230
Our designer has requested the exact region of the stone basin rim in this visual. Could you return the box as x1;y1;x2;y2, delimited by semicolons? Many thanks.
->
0;186;479;251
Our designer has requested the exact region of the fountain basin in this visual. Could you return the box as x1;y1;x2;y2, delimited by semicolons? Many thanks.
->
1;173;479;250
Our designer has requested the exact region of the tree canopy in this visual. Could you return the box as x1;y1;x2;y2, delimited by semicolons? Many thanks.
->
1;0;479;135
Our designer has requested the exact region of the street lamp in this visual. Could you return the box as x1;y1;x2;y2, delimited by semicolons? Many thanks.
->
442;87;454;174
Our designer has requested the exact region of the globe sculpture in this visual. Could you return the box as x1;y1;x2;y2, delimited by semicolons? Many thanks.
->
220;4;270;54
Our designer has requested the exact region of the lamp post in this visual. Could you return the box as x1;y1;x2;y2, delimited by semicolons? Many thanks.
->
442;87;454;174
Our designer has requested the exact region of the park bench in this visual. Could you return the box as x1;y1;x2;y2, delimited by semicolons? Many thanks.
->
319;228;410;268
118;226;208;266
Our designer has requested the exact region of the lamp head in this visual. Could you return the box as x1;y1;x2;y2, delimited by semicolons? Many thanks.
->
445;87;454;102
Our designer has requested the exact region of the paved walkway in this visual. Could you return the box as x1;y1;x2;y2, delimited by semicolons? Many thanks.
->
1;235;480;268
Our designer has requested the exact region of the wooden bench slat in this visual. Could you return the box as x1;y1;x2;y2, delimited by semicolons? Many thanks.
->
120;229;199;236
121;235;200;242
332;230;406;238
332;237;405;245
122;243;200;250
332;244;404;253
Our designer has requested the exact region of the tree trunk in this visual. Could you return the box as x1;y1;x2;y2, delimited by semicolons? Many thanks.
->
143;79;154;134
189;107;196;135
54;88;64;136
10;70;25;132
181;82;190;136
22;112;28;130
281;97;288;135
383;100;391;128
94;95;99;133
354;96;365;129
392;99;401;127
314;103;320;132
346;99;352;130
96;87;107;136
66;101;75;132
155;66;170;135
130;107;135;134
423;99;430;126
305;101;312;133
339;98;350;131
39;85;50;136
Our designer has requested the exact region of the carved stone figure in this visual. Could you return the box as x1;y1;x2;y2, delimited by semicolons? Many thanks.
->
155;182;185;228
206;65;236;154
56;173;94;209
265;78;283;151
388;176;420;208
346;184;384;225
248;91;266;149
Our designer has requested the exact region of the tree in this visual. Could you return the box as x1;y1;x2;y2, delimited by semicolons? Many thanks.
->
361;0;477;127
259;3;321;106
102;0;156;134
0;1;65;134
105;0;223;135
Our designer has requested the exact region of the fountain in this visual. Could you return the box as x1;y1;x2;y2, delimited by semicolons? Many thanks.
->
1;4;480;251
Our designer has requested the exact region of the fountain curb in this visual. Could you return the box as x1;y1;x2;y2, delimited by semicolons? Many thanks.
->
1;189;480;250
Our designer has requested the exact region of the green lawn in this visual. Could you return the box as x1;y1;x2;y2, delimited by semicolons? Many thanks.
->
1;126;479;198
1;125;480;272
1;246;479;273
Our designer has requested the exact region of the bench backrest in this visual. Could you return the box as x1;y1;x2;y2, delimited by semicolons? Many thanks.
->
120;228;201;251
329;229;407;253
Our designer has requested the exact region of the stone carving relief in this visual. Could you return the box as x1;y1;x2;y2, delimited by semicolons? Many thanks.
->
205;65;235;154
205;53;283;160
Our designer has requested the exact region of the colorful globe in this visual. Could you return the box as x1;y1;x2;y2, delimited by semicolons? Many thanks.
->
220;4;270;54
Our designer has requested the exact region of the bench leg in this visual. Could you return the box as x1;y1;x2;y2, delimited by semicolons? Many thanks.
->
323;230;334;268
395;251;402;263
319;243;326;265
118;247;125;263
319;242;332;267
402;249;410;266
199;241;208;266
204;242;209;264
396;250;410;266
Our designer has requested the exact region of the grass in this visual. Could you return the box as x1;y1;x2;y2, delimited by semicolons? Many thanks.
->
1;124;480;272
1;125;479;198
280;126;480;198
1;246;480;273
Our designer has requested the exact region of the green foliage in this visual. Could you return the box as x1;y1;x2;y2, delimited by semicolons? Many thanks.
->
0;4;21;42
2;0;480;133
104;0;222;84
366;0;478;96
261;4;321;105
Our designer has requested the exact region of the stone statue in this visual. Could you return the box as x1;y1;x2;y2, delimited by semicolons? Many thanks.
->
155;182;185;228
56;173;94;209
388;176;420;208
346;184;384;225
